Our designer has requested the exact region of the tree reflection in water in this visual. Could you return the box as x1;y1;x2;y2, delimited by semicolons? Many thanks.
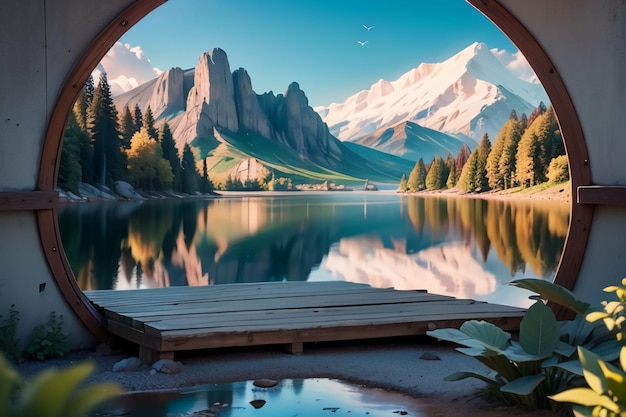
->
58;193;569;306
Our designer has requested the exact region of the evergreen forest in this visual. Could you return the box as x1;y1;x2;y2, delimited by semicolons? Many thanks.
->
398;103;569;194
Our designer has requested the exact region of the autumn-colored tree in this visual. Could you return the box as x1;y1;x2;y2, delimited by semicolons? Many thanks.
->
526;101;547;128
498;119;524;189
547;155;569;183
125;127;173;190
516;106;563;187
455;144;471;178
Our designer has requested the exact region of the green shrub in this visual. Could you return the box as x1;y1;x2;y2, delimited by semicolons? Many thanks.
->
0;305;23;364
25;312;69;361
427;279;620;411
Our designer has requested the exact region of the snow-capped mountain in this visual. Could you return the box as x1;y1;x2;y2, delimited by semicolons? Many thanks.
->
315;42;548;145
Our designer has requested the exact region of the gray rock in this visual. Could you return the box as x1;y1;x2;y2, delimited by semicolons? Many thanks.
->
152;359;183;374
253;378;279;388
112;356;143;372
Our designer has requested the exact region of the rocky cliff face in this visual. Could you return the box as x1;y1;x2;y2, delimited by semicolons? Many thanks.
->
115;47;408;183
186;48;239;133
232;68;272;138
149;67;185;120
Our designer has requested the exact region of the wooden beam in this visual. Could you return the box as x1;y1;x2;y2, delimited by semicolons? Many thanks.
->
577;186;626;205
0;191;58;211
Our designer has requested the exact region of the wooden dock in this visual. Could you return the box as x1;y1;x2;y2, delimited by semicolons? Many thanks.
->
85;281;526;363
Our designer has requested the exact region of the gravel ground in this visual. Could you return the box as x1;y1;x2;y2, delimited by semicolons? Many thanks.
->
15;337;562;416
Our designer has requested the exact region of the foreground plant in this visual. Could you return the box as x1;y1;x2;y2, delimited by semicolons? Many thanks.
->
427;278;621;411
549;279;626;416
0;353;123;417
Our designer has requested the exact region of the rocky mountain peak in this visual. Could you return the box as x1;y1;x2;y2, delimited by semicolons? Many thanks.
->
186;48;238;132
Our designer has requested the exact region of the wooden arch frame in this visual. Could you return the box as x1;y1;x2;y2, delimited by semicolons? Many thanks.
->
33;0;593;338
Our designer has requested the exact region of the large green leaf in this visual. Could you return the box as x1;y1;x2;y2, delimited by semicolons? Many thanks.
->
459;320;511;352
578;346;608;395
548;360;584;376
500;374;546;395
444;371;501;386
510;278;591;315
549;387;619;412
427;328;488;349
503;341;550;362
519;300;560;357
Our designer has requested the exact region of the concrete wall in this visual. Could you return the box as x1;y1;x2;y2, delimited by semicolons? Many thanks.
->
0;0;133;349
0;0;625;349
501;0;626;303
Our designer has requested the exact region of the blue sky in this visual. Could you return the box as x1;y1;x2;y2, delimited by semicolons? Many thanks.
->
119;0;519;106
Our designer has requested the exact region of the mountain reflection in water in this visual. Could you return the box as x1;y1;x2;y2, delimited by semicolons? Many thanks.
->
58;192;569;307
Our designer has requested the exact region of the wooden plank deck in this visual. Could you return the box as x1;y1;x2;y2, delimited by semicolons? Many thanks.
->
84;281;526;363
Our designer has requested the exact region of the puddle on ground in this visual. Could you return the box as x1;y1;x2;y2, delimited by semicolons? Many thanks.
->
91;378;425;417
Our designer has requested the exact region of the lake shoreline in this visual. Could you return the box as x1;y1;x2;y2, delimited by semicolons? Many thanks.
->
59;181;571;204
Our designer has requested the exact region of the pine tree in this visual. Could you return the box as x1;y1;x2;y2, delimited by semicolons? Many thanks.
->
457;151;481;192
498;119;524;189
58;111;83;194
475;133;492;191
444;154;455;187
73;76;94;132
200;158;213;193
516;106;564;187
132;104;143;132
527;101;547;128
455;144;471;178
181;144;199;194
119;106;136;150
407;158;427;192
88;73;123;185
398;173;408;192
486;125;507;189
142;105;158;140
425;156;446;190
159;123;181;192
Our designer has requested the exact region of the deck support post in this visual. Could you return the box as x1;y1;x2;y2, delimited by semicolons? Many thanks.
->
283;342;303;355
139;345;174;364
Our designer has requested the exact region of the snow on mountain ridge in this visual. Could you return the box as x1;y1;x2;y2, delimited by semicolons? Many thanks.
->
315;42;548;143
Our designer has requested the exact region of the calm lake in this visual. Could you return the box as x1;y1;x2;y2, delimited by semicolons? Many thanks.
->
58;191;570;308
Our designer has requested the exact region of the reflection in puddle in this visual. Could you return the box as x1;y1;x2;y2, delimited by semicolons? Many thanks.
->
91;378;425;417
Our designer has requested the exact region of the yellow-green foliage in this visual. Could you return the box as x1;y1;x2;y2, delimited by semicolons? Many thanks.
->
0;353;123;417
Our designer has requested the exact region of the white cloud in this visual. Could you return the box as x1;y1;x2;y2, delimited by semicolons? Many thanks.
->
92;42;162;96
491;48;539;84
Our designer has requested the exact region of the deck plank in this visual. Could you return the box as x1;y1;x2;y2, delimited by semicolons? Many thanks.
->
85;281;525;361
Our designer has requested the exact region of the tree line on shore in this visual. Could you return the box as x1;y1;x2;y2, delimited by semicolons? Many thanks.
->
59;74;214;196
398;103;569;193
59;74;567;197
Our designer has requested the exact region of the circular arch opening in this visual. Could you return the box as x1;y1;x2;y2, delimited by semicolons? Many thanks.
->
38;0;593;338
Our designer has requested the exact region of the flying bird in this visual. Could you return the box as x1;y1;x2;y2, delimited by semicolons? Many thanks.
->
363;24;375;30
357;40;368;46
